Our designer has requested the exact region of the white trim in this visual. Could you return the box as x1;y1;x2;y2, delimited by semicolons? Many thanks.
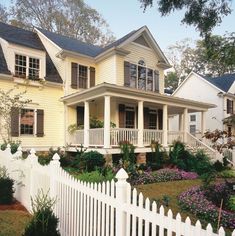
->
35;28;62;51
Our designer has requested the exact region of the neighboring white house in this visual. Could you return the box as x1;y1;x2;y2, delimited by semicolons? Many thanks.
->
169;72;235;136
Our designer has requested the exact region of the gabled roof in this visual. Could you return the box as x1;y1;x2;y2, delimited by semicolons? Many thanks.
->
0;44;11;75
173;72;235;96
202;73;235;92
0;22;44;50
37;25;171;67
0;22;62;83
36;28;103;57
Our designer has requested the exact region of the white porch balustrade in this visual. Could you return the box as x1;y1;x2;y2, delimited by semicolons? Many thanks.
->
143;129;163;146
70;130;84;145
110;128;138;146
88;128;104;146
168;131;184;144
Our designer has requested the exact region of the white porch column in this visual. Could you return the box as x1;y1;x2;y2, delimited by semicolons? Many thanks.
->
84;101;89;148
179;113;184;132
201;111;206;136
138;101;144;147
183;108;188;143
104;96;111;148
163;104;168;147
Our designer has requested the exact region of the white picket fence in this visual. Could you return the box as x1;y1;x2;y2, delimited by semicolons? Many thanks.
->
0;145;234;236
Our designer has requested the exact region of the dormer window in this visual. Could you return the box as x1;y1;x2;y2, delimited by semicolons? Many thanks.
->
15;54;40;80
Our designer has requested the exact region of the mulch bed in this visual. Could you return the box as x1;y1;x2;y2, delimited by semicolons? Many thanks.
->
0;199;28;212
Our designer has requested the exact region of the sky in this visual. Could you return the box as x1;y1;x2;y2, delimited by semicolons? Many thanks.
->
84;0;235;50
1;0;235;51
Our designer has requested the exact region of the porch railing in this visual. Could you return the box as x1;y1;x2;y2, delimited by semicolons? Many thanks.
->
110;128;138;146
70;130;84;145
168;131;184;144
88;128;104;146
143;129;163;146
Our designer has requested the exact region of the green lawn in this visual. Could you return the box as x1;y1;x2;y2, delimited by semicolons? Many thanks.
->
0;210;31;236
135;179;210;226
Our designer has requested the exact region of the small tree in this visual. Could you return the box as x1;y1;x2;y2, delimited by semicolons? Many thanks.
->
0;89;31;141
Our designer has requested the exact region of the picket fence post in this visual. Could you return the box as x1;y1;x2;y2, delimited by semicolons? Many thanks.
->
49;153;60;199
115;168;129;236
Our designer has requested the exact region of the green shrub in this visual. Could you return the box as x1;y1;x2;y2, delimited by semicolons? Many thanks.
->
0;140;21;154
23;190;60;236
218;169;235;178
78;151;105;172
193;150;213;175
213;160;225;172
147;141;168;170
38;147;66;166
78;169;114;183
0;166;14;204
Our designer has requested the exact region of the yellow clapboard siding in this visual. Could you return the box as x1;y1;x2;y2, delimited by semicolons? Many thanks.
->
0;79;64;148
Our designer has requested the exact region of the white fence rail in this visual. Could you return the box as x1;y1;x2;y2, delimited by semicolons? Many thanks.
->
0;145;234;236
110;128;138;146
143;129;163;146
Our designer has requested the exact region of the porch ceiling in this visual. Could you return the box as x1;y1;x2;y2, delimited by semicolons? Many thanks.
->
61;83;216;112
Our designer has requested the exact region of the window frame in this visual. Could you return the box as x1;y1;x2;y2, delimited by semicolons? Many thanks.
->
19;108;37;136
189;124;196;134
14;53;41;80
190;114;196;122
128;60;158;92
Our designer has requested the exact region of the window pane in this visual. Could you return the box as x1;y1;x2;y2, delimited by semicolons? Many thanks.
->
138;66;146;90
20;109;34;135
190;115;196;122
15;54;26;78
29;57;40;80
147;69;153;91
149;113;157;129
79;65;88;89
130;64;137;88
125;110;135;128
190;125;196;134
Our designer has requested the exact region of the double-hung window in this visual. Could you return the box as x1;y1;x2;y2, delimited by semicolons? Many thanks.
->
15;54;40;80
20;109;35;135
71;63;88;89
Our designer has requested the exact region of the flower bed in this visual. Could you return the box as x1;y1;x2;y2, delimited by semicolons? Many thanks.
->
129;168;198;185
178;185;235;229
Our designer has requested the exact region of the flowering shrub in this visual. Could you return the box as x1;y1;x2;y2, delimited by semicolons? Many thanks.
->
128;168;198;185
179;185;235;229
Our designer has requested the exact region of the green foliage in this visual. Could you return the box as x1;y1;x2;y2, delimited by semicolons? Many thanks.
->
140;0;232;37
0;89;31;141
0;166;14;204
90;117;116;128
162;195;171;207
3;0;115;46
23;190;60;236
218;169;235;178
169;142;213;175
0;140;21;154
37;147;66;166
78;168;114;183
201;169;217;188
165;72;179;91
148;141;168;170
77;151;105;172
228;195;235;211
213;160;225;172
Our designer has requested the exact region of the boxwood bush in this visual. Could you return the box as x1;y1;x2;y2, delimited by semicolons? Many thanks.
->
0;166;14;204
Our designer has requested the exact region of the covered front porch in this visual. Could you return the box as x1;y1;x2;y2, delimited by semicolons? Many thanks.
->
62;83;215;152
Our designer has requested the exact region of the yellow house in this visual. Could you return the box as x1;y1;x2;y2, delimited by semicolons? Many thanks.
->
0;22;215;153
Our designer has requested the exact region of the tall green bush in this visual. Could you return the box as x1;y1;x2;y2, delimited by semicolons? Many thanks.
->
23;190;60;236
0;166;14;204
78;151;105;172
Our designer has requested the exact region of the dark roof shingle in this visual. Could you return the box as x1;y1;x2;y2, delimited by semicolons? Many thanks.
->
0;44;11;75
203;74;235;92
0;22;62;83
